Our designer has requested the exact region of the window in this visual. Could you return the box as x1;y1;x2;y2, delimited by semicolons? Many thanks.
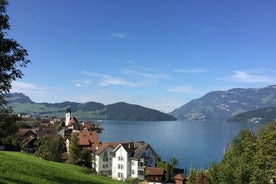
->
138;161;144;167
118;173;124;178
138;170;144;176
118;164;124;170
102;164;109;168
132;170;135;175
103;151;108;162
118;156;124;161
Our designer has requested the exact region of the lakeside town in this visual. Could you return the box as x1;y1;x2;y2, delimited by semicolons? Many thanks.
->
11;107;187;184
1;0;276;183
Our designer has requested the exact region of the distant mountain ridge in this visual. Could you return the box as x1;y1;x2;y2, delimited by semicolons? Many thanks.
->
170;85;276;121
5;93;176;121
227;107;276;123
6;93;33;103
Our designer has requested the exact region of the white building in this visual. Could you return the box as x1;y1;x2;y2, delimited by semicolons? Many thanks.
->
65;107;71;126
112;141;157;181
92;142;118;176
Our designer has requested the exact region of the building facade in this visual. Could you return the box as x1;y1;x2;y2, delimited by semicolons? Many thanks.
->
112;141;157;180
92;143;117;176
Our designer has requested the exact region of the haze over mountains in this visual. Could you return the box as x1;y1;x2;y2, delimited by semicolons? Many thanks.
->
6;85;276;122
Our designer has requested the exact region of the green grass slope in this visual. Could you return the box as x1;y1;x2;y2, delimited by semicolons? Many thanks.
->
0;151;125;184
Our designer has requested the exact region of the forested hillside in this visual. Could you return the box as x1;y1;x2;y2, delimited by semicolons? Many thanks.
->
5;93;176;121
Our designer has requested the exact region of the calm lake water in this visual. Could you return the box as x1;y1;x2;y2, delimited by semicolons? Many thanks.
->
98;120;265;170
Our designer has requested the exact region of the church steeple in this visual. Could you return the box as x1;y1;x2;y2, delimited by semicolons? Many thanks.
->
65;107;71;126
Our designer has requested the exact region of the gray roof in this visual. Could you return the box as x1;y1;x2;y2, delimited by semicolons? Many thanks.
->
115;141;156;160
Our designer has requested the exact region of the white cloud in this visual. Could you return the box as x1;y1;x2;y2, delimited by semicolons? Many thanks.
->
227;70;274;83
111;32;127;39
99;75;138;87
82;71;138;87
70;80;91;87
11;81;50;99
75;83;81;87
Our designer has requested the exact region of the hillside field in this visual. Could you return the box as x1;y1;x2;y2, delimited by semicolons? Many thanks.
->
0;151;125;184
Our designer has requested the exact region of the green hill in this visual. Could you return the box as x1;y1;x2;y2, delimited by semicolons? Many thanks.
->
227;107;276;123
5;93;176;121
0;151;125;184
106;102;176;121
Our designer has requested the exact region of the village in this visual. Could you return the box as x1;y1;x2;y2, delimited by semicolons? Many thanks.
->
18;107;187;184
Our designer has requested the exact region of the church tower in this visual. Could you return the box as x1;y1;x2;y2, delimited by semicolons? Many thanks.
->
65;107;71;126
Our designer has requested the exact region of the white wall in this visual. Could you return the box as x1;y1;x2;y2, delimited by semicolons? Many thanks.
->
96;146;113;175
112;146;128;180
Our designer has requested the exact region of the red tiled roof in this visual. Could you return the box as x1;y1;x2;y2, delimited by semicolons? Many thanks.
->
95;143;110;155
74;131;99;147
95;142;121;155
146;167;165;176
174;173;186;180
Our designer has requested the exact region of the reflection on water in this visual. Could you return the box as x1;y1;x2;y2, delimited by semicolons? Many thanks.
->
98;120;265;169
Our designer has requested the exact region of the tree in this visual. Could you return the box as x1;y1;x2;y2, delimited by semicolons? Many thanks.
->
35;135;65;162
208;121;276;184
67;133;81;165
169;157;178;180
79;150;91;168
0;109;19;138
187;168;197;184
0;0;30;106
251;122;276;184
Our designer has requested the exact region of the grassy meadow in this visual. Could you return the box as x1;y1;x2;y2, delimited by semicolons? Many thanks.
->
0;151;125;184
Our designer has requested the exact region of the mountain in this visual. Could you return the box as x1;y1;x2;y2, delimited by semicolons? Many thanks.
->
170;85;276;121
5;93;176;121
5;92;33;103
227;107;276;123
106;102;176;121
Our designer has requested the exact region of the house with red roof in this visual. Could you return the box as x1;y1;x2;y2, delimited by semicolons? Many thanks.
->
66;130;99;154
173;173;187;184
145;167;166;184
92;142;120;176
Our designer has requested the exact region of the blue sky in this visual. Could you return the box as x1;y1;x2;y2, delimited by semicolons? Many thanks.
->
8;0;276;112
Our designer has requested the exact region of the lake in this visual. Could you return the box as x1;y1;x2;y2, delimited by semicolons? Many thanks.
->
98;120;265;170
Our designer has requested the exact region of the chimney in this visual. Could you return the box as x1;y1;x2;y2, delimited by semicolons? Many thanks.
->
128;140;134;150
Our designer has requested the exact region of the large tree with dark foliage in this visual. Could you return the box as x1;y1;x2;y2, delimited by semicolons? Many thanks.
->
0;0;30;106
